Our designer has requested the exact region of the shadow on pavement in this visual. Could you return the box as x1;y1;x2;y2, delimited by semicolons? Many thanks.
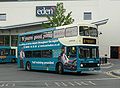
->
19;69;98;76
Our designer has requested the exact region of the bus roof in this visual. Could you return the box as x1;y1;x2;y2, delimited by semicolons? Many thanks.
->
19;27;55;36
19;23;97;36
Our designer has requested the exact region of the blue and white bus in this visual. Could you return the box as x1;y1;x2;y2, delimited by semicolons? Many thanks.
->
0;46;17;63
18;24;100;74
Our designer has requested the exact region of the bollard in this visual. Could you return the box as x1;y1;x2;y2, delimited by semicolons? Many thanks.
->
105;57;107;63
100;57;107;64
105;54;107;63
103;58;105;64
100;57;104;64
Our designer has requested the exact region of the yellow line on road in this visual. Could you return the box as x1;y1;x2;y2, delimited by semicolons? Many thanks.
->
105;71;120;78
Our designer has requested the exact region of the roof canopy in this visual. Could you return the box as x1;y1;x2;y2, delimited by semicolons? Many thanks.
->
91;19;109;26
0;20;48;30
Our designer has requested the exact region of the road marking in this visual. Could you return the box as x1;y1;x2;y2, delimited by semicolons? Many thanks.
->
0;84;4;87
5;83;8;86
68;82;75;86
101;66;112;68
61;82;67;86
88;81;96;85
74;81;81;86
0;77;119;83
12;83;15;87
54;82;60;87
105;71;120;78
81;82;88;85
73;77;120;81
45;82;49;87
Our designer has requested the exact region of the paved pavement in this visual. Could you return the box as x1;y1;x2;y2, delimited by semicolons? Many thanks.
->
101;59;120;77
101;62;111;67
0;59;120;88
111;69;120;77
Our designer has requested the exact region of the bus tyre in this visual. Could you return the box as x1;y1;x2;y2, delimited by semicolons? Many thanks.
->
11;59;16;63
26;62;31;71
56;63;64;74
77;71;81;75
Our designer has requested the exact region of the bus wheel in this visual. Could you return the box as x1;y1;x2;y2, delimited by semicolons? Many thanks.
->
77;71;81;75
11;59;16;63
26;62;31;71
56;63;64;74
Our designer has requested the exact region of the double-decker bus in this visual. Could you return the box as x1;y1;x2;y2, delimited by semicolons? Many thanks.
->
18;24;100;74
0;46;17;63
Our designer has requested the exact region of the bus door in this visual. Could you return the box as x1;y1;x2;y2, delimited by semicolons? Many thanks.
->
65;46;77;71
10;49;17;63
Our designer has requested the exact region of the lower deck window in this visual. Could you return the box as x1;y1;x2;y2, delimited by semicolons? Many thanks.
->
25;50;52;58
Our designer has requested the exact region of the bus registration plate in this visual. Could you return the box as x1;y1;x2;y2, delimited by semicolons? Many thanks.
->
89;68;94;71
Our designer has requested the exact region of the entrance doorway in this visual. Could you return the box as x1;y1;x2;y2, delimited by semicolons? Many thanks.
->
110;46;119;59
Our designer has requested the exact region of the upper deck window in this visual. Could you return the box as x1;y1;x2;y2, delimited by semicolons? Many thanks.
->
65;26;78;37
25;35;33;42
20;31;53;42
79;26;98;37
43;31;53;39
34;33;43;40
20;35;33;42
89;27;98;37
53;28;65;38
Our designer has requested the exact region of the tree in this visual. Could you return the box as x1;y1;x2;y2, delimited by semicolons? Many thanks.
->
42;3;74;28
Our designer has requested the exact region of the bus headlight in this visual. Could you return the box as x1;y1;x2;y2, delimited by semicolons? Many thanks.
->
97;64;100;66
80;64;83;67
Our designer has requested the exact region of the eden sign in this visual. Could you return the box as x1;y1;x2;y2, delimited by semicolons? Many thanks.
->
36;6;56;16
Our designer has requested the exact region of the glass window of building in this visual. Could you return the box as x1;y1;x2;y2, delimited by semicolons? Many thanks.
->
11;35;18;46
0;35;10;46
5;36;10;46
0;14;6;21
0;35;17;46
0;36;4;45
84;12;92;20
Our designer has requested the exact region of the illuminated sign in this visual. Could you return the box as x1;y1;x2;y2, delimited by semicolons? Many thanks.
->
36;6;56;16
83;38;96;44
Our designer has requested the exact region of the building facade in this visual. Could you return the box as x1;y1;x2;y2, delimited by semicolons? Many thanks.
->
0;0;120;58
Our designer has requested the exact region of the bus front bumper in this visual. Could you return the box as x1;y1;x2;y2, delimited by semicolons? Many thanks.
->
78;67;100;72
